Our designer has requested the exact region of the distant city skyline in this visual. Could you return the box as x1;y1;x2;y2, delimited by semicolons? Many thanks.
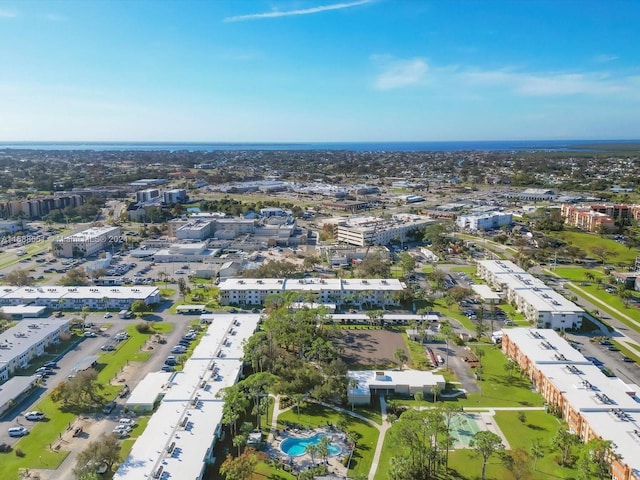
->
1;0;639;142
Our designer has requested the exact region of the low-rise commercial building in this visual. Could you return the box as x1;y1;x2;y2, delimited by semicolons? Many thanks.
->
335;214;434;247
52;226;121;258
502;328;640;480
347;369;445;405
456;211;512;231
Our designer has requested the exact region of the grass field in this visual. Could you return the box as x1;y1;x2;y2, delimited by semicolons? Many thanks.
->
277;403;379;479
552;230;638;264
551;266;606;282
457;346;544;408
402;332;432;370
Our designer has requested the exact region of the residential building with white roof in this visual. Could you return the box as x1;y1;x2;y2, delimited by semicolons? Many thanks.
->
0;319;70;381
116;314;260;480
218;277;406;307
0;285;160;310
503;328;640;480
477;260;583;329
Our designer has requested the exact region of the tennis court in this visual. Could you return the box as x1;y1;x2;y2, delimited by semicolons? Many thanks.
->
449;413;482;448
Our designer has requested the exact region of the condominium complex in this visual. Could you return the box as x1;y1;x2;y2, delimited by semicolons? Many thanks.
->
218;277;406;307
4;194;84;219
561;203;640;232
52;226;121;258
477;260;583;329
0;285;160;310
116;314;260;480
503;328;640;480
334;214;434;247
0;319;70;382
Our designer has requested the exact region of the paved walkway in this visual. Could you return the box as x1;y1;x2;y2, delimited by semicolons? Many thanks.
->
367;397;391;480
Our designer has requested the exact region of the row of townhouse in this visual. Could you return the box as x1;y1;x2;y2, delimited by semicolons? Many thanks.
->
0;285;160;311
477;260;583;330
0;319;70;382
503;328;640;480
218;277;406;307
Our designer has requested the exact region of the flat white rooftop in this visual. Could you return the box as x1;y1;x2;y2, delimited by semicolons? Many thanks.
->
116;314;260;480
503;328;591;365
347;369;445;395
537;363;640;412
471;284;501;301
0;320;69;364
126;372;173;407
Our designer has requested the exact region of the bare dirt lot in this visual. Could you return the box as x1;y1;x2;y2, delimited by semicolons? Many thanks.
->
336;329;409;368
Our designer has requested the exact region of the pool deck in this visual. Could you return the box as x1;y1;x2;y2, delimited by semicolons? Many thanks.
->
267;426;351;477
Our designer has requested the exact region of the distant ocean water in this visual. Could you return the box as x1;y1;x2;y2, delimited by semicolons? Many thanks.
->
0;140;638;152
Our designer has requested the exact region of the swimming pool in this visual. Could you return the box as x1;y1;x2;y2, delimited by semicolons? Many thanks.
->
280;433;342;457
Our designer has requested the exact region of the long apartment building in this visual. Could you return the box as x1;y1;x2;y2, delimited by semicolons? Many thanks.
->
0;285;160;310
4;194;84;219
52;226;121;258
115;314;260;480
334;214;434;247
503;328;640;480
0;319;70;382
218;277;406;307
477;260;583;329
560;203;640;232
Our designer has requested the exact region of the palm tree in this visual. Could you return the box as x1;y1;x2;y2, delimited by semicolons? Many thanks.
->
306;444;319;465
431;383;441;403
348;378;359;410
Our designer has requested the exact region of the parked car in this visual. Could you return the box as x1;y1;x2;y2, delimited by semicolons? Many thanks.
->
623;356;635;363
118;418;136;426
161;365;174;372
8;427;28;437
104;313;112;318
102;402;116;414
24;411;45;421
43;361;58;369
165;356;177;366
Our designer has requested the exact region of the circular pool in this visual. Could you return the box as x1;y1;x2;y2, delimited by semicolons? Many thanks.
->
280;433;342;457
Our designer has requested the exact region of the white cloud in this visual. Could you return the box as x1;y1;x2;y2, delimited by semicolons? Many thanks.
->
373;57;428;90
593;54;619;63
0;9;17;18
461;68;635;97
224;0;373;22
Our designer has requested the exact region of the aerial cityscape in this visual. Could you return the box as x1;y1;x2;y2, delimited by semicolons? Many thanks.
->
1;1;640;480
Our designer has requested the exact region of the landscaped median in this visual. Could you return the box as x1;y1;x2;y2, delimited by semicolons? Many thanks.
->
0;322;173;480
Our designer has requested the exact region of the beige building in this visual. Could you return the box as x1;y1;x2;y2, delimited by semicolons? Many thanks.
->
53;226;121;258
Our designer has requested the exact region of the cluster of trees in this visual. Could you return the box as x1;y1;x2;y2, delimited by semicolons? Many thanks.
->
199;198;304;218
42;197;105;224
73;434;121;480
50;369;104;409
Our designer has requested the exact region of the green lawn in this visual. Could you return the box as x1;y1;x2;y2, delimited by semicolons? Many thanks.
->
277;403;379;479
376;410;576;480
566;283;640;327
457;346;544;408
552;230;638;264
551;266;605;282
402;332;431;370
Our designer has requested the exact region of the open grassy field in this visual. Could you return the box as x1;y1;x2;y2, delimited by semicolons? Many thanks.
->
566;283;640;327
551;266;606;282
402;332;432;370
552;230;638;264
277;403;379;479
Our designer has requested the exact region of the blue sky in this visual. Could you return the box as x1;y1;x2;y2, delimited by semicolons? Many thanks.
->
1;0;639;142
